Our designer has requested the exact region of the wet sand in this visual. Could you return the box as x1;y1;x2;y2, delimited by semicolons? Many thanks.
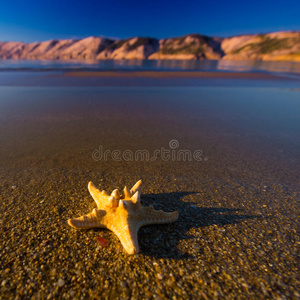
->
0;74;299;299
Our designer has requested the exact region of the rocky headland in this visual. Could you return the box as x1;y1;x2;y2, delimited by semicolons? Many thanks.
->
0;31;299;61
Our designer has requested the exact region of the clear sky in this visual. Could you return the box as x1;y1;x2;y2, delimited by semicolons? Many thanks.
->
0;0;299;42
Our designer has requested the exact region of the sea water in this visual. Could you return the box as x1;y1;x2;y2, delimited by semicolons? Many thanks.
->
0;64;299;188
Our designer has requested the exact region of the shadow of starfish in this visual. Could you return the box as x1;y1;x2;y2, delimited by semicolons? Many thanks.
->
138;192;262;258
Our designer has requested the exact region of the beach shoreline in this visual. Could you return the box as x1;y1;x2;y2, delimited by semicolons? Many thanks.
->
62;70;293;80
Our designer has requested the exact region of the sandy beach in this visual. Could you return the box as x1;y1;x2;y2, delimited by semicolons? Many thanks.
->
0;72;299;299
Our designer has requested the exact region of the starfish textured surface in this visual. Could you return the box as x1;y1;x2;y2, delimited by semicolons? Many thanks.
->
68;180;179;254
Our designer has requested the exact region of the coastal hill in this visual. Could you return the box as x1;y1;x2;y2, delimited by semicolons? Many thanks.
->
222;31;300;61
0;31;299;61
148;34;223;60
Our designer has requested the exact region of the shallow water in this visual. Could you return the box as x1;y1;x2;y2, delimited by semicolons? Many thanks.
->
1;59;300;74
0;75;299;188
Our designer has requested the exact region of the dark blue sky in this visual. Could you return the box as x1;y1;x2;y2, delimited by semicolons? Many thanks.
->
0;0;299;42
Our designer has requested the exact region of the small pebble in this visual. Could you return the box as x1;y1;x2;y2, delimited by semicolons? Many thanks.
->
157;274;164;280
1;280;7;287
57;278;65;287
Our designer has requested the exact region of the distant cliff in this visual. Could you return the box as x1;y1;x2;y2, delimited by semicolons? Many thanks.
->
221;31;300;62
0;37;159;60
148;34;223;60
0;31;300;61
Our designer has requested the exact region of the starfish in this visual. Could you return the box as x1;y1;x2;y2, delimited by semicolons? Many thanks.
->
68;180;179;254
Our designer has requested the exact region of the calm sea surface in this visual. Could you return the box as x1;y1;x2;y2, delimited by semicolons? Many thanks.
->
0;62;299;187
1;59;300;75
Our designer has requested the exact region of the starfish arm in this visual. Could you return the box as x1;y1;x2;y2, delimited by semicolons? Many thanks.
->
123;186;131;199
88;181;110;209
139;206;179;227
107;221;140;254
68;209;107;229
130;180;142;196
